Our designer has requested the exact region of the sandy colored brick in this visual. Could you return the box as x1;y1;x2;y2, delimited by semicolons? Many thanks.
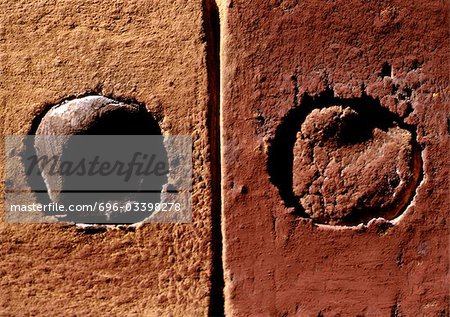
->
0;0;216;315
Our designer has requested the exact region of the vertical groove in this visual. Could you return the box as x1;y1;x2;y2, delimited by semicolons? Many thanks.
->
203;0;224;316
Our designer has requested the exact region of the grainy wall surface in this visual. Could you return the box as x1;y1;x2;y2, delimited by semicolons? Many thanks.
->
222;0;449;315
0;1;215;315
0;0;449;316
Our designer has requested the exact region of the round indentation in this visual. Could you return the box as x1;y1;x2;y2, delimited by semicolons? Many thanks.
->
267;93;422;226
26;95;167;224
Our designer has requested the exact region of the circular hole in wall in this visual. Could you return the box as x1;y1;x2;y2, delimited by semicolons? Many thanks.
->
267;92;422;226
24;95;167;224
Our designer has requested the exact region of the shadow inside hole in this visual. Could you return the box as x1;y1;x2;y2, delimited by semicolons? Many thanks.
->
381;62;392;78
267;89;421;224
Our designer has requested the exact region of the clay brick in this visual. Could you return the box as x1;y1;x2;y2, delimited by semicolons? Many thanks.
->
222;0;449;315
0;1;218;315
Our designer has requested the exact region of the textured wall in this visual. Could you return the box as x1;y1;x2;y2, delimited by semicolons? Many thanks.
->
0;1;216;315
0;0;449;316
222;0;449;315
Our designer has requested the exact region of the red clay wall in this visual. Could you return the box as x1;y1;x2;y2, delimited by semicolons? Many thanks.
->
222;0;449;316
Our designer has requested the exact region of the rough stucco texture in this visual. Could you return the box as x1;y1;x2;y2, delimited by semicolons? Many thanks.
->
0;1;214;316
222;0;449;316
0;0;449;316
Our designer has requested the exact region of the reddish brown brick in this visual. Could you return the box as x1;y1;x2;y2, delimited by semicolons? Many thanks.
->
222;0;449;315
